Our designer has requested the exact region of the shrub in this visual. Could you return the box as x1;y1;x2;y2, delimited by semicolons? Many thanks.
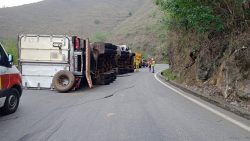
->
128;11;132;17
94;19;101;24
155;0;249;33
91;32;107;42
163;69;177;80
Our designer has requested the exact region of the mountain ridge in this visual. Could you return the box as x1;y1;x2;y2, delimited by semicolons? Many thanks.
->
0;0;145;38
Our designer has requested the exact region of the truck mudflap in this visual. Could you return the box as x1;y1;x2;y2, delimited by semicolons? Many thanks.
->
85;39;93;88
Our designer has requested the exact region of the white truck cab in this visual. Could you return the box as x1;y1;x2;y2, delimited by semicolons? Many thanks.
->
118;45;132;53
0;42;22;115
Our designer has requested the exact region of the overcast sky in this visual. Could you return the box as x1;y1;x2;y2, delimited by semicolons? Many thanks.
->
0;0;43;8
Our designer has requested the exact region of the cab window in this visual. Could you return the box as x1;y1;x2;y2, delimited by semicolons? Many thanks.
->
0;44;10;67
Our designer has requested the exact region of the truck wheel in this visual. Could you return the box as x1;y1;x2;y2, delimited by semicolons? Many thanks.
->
52;71;75;93
1;88;20;115
104;78;111;85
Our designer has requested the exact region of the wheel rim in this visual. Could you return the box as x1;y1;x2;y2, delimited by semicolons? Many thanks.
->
8;95;17;110
58;76;70;86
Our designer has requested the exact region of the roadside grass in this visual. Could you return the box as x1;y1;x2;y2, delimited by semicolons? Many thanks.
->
91;32;108;42
162;69;177;81
0;38;18;65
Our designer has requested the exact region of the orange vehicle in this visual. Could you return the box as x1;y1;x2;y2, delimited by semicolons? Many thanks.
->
134;52;142;68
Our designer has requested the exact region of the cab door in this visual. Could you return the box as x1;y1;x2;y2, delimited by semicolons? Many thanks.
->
0;44;10;90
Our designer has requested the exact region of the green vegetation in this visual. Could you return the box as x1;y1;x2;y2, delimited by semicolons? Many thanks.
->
155;0;250;100
141;51;148;60
91;32;108;42
155;0;249;33
154;0;250;70
128;11;132;17
94;19;101;24
162;69;177;80
0;38;18;65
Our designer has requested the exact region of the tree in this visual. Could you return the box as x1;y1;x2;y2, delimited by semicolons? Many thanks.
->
155;0;249;33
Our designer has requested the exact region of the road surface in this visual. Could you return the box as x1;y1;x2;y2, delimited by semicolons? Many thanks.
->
0;64;249;141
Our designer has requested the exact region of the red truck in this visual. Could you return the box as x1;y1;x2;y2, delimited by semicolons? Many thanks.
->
0;43;22;115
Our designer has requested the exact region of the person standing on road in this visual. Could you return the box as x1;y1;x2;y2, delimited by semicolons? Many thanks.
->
148;59;152;72
135;59;140;72
151;58;156;73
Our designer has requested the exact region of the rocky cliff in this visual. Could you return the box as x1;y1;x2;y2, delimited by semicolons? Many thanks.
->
168;31;250;111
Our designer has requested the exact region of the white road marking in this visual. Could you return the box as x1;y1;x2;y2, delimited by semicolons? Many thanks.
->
106;113;115;118
154;70;250;132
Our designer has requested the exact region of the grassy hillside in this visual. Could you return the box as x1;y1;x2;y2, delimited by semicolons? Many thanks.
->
0;0;145;38
0;0;166;60
0;0;166;62
108;0;167;62
0;0;150;64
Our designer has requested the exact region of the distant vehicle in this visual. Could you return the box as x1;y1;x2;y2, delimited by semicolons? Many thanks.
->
134;52;142;68
117;45;135;74
0;42;22;115
141;59;147;67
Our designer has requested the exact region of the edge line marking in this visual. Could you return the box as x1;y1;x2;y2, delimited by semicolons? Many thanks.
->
154;70;250;132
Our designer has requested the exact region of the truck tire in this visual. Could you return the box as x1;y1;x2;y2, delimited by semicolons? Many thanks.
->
1;88;20;115
104;78;111;85
52;71;75;93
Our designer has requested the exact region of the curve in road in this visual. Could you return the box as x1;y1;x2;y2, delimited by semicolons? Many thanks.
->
0;64;249;141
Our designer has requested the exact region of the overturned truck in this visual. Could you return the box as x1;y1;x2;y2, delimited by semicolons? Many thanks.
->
117;45;135;74
19;34;120;92
90;42;120;85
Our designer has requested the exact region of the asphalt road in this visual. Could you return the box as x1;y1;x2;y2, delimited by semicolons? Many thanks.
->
0;64;250;141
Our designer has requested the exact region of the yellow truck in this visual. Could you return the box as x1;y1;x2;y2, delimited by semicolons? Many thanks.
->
134;52;142;69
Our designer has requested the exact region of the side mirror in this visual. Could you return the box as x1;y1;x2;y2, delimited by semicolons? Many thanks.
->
8;54;13;63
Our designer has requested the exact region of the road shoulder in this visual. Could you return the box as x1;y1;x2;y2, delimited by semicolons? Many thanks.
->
154;70;250;132
156;71;250;120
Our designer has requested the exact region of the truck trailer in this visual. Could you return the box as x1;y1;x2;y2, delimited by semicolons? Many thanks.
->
19;34;119;92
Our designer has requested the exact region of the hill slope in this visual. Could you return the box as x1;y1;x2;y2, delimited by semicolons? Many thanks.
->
108;0;167;61
0;0;145;38
1;0;166;61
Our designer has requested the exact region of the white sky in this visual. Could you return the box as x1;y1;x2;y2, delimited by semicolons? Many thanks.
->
0;0;43;8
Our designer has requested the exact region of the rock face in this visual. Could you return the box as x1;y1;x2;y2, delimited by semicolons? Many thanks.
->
168;31;250;101
221;46;250;99
197;51;212;81
196;39;228;82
